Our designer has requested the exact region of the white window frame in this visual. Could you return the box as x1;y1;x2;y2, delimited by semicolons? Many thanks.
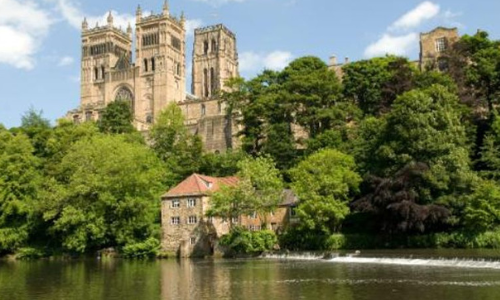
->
188;215;198;225
171;216;180;225
435;37;447;52
171;199;180;208
187;198;197;207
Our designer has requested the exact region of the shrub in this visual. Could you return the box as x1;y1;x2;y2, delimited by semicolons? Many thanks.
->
219;227;277;254
16;247;45;260
121;237;160;259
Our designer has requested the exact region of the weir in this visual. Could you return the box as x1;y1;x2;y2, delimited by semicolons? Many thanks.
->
262;252;500;270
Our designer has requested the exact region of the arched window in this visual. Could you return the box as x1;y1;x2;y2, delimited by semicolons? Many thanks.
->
94;67;98;80
144;59;148;72
203;68;209;98
176;62;181;76
210;67;216;94
151;58;155;72
211;39;217;52
101;66;105;80
115;87;134;115
201;104;206;116
203;41;209;55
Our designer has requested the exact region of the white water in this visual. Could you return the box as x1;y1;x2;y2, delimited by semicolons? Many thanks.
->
263;253;500;270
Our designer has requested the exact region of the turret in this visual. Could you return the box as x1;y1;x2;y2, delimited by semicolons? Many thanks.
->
82;17;88;31
127;23;133;38
136;5;142;23
107;11;113;28
163;0;170;17
180;11;185;27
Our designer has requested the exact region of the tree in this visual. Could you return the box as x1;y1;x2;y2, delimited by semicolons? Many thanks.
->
479;114;500;181
199;150;248;177
15;107;52;159
98;100;135;134
342;56;415;116
39;135;166;253
290;149;361;234
0;129;41;253
463;180;500;232
351;162;451;234
207;156;284;228
150;103;203;187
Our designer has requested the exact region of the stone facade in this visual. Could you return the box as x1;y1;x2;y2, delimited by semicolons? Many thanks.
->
419;27;459;71
67;2;239;152
161;174;298;257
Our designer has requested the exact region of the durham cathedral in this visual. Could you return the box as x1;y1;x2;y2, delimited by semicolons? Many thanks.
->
67;1;240;152
66;1;460;153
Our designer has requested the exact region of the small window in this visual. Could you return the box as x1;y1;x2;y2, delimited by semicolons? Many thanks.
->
171;199;180;208
94;67;99;80
101;66;105;80
190;237;196;245
201;104;206;116
435;37;447;52
171;217;180;225
151;58;155;72
85;111;92;122
187;198;197;207
188;216;198;224
211;39;217;52
144;59;148;72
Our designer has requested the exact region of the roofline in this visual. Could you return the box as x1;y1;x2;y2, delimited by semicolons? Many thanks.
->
420;26;458;36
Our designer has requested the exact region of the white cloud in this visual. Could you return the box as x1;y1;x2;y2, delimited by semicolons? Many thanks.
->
0;0;53;70
364;33;418;58
58;56;74;66
389;1;440;32
185;19;204;36
239;51;294;73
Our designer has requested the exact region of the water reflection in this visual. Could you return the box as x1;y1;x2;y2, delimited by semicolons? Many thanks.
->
2;251;500;300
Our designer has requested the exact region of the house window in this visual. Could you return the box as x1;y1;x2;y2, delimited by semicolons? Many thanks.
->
435;37;447;52
187;198;197;207
171;199;180;208
171;216;180;225
248;225;261;231
188;216;198;224
190;237;196;245
290;206;297;217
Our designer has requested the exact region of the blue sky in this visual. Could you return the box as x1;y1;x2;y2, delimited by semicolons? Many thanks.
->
0;0;499;128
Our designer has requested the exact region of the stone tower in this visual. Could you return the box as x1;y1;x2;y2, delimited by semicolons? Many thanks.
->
192;24;239;99
80;12;133;121
135;1;186;123
419;27;459;71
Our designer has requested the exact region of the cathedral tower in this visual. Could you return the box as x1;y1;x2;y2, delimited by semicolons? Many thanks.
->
192;24;239;99
80;12;133;120
135;1;186;122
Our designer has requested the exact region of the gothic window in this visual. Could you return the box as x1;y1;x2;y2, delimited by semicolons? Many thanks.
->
210;67;216;94
211;39;217;52
101;66;105;80
151;58;155;72
203;40;209;55
144;59;148;72
115;87;134;113
94;67;99;80
203;68;209;98
201;104;206;116
171;36;181;51
176;62;181;76
435;37;447;52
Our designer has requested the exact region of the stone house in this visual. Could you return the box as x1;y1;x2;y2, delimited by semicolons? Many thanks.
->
161;173;299;257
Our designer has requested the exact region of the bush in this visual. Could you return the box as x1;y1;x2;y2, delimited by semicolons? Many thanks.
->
16;247;45;260
121;237;160;259
219;227;277;255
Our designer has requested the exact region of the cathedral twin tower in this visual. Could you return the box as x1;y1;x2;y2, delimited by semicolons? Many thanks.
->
70;1;240;151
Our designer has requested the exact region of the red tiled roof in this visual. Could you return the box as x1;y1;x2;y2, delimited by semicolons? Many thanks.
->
162;173;239;198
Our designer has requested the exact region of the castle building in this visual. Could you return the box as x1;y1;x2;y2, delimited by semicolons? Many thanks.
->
68;1;240;152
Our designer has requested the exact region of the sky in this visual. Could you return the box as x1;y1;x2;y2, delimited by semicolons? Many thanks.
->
0;0;499;128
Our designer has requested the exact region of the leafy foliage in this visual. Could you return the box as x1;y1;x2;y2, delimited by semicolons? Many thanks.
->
98;100;135;134
219;227;277;254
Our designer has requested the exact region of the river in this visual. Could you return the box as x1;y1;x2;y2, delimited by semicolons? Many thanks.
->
2;249;500;300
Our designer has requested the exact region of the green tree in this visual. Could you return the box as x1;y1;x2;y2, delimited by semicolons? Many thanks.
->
463;179;500;232
342;56;415;116
199;150;248;177
479;114;500;181
207;156;284;228
98;100;135;134
150;103;203;186
15;107;52;159
0;128;41;253
290;149;361;234
39;135;166;253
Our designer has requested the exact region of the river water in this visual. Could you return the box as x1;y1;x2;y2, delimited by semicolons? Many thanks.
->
2;249;500;300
